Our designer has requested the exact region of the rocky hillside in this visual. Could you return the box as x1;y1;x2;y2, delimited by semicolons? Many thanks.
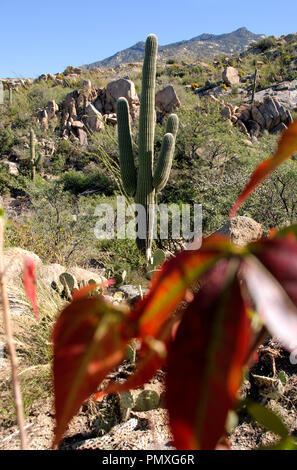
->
83;27;265;69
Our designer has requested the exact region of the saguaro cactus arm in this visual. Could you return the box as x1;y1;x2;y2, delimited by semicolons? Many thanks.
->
166;113;179;138
153;133;175;192
153;114;179;192
117;97;137;196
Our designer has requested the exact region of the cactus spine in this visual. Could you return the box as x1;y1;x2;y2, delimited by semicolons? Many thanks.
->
117;34;178;262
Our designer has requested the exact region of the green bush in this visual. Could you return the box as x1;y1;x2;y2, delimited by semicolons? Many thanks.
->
0;127;19;155
254;37;278;52
61;168;117;195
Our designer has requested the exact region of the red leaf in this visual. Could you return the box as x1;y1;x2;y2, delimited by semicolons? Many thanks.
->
94;318;175;401
52;294;136;448
241;249;297;353
230;120;297;217
129;235;234;340
23;257;39;320
166;260;251;450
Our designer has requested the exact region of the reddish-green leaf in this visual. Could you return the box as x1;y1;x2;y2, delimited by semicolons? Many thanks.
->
23;256;39;320
94;318;174;401
165;260;251;450
129;235;236;340
241;253;297;353
274;224;297;240
52;293;136;448
230;119;297;217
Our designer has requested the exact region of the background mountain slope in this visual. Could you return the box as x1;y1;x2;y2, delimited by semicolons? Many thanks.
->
83;27;265;69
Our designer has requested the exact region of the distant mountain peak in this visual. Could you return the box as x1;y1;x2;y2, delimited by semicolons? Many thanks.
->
83;28;265;70
235;27;249;32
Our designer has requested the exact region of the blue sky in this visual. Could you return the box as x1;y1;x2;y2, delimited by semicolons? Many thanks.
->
1;0;297;78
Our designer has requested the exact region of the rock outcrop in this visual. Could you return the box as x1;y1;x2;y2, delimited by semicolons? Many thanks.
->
35;78;141;145
253;79;297;110
33;76;181;146
1;247;106;316
220;95;293;138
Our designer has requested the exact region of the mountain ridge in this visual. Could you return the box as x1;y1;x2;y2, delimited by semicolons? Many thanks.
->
83;27;266;69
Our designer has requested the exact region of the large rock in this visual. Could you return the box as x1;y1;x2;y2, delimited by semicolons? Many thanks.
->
36;263;66;290
3;248;42;283
105;78;140;119
222;67;240;86
155;85;180;114
77;128;88;147
1;161;19;176
62;92;77;124
215;216;262;246
270;122;287;134
46;100;59;119
251;106;266;128
234;104;251;122
63;66;82;76
119;285;140;300
246;120;261;138
83;103;104;132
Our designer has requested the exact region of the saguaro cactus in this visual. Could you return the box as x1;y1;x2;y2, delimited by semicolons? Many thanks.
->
8;86;13;106
29;129;42;180
251;68;258;105
117;34;179;262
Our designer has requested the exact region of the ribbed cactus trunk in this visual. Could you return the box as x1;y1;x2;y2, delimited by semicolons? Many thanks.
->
117;34;179;263
135;35;157;259
251;68;258;105
8;86;13;106
30;129;36;181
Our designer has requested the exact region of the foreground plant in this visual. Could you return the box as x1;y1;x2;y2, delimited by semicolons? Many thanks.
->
52;120;297;449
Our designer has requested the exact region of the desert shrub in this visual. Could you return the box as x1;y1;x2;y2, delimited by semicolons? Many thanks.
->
61;168;117;195
0;126;19;154
172;100;245;167
5;181;97;265
25;83;72;111
95;238;147;285
253;36;278;52
0;166;26;197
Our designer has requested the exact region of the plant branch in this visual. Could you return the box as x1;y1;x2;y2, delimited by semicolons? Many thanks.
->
0;214;28;450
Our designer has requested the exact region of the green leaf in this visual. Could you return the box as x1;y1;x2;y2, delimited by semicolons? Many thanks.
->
278;370;288;386
258;437;297;450
247;401;289;439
